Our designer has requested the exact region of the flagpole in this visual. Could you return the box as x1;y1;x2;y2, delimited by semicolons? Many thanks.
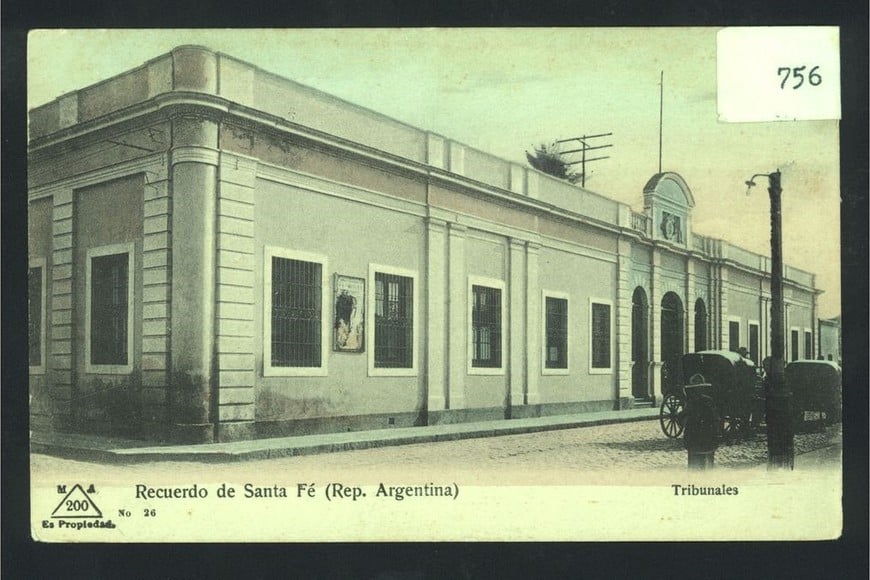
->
659;70;664;174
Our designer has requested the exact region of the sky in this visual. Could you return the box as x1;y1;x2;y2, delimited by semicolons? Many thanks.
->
27;29;841;317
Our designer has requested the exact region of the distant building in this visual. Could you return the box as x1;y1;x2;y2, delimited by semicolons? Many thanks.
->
28;46;822;443
818;316;841;364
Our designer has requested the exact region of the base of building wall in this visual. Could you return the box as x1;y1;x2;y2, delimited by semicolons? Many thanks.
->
509;400;613;420
217;421;257;442
255;410;426;439
428;406;508;425
169;422;215;444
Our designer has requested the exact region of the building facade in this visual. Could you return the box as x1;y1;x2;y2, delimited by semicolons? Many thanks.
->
28;46;822;443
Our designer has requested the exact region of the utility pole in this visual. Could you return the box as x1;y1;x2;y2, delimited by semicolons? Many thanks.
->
746;170;794;469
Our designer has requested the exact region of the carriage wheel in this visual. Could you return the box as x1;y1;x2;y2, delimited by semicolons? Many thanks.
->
659;393;686;438
721;416;743;443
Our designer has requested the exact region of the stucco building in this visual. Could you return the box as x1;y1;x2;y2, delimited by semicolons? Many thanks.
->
28;46;822;443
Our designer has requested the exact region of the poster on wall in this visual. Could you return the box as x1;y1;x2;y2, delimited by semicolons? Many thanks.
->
333;274;364;352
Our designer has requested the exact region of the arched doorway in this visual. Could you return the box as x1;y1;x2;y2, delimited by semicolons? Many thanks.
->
694;298;707;352
660;292;685;393
631;287;649;400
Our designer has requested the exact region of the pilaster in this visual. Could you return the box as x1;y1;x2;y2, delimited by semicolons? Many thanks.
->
508;239;526;409
615;240;633;404
214;152;258;441
447;222;466;409
49;188;74;428
686;259;696;352
719;267;730;349
140;160;172;429
426;217;448;411
650;249;662;398
525;242;541;405
169;114;219;442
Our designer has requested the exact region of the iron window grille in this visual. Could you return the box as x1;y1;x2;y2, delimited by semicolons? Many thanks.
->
471;285;502;368
90;253;129;366
28;266;43;366
545;296;568;369
591;302;611;369
271;257;322;367
374;272;413;368
804;331;812;360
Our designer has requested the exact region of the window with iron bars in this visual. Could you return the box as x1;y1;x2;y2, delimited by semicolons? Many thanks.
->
471;285;502;368
545;296;568;369
28;266;43;367
374;272;413;368
271;257;322;367
591;302;611;369
804;330;812;360
91;253;129;366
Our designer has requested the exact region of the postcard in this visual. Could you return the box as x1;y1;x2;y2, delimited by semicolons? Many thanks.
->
28;28;842;542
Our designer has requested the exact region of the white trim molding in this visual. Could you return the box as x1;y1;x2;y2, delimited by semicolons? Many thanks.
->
367;263;419;377
85;243;136;374
262;246;329;377
467;275;507;376
588;297;614;375
541;290;570;376
28;257;48;374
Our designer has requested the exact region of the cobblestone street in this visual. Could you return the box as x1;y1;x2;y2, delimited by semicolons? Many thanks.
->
31;418;842;487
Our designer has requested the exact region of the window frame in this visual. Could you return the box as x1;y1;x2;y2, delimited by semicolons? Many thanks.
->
85;243;135;375
263;246;329;377
747;319;760;364
541;290;570;375
589;297;614;374
29;257;47;374
727;316;742;353
789;326;801;362
367;263;418;377
467;275;506;376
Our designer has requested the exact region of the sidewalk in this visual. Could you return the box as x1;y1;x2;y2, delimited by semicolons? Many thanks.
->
31;407;659;463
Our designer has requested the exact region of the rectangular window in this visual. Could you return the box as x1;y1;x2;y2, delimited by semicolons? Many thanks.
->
804;330;812;360
790;329;800;361
728;320;740;352
471;284;502;369
590;301;612;370
749;323;760;364
270;256;322;368
545;296;568;370
91;253;129;365
29;263;45;369
374;272;413;369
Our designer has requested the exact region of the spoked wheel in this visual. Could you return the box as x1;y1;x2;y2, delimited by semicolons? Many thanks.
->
721;416;743;443
659;393;686;438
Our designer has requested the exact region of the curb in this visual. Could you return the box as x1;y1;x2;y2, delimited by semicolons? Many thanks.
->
32;409;660;464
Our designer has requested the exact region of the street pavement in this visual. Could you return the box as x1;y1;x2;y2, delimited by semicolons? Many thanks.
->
30;417;842;487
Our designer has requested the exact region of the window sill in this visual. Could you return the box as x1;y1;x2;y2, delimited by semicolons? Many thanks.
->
84;364;134;375
368;367;418;377
263;366;328;378
542;368;570;376
468;366;505;376
589;367;614;375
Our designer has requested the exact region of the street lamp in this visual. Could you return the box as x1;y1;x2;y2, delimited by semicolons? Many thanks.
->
745;170;794;469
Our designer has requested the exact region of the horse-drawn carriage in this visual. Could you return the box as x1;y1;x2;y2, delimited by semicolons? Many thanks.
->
786;360;842;432
659;350;762;439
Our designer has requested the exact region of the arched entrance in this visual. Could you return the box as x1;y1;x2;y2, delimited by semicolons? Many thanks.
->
694;298;707;352
660;292;685;393
631;287;649;400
